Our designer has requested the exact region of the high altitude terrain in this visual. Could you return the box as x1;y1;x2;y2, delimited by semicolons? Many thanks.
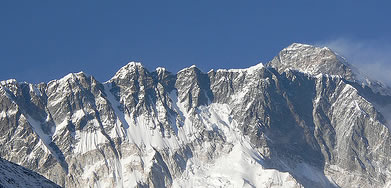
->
1;43;391;188
0;157;60;187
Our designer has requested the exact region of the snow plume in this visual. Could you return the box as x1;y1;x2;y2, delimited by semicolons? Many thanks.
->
318;38;391;127
319;38;391;87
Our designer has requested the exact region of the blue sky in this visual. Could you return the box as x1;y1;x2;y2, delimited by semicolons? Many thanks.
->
1;1;391;83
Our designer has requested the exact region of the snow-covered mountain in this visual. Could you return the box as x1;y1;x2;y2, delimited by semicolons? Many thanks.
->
0;157;60;187
1;43;391;187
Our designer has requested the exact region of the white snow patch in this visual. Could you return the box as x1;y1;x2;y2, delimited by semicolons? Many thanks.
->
123;114;180;150
82;160;106;179
0;111;6;119
25;115;52;147
72;109;86;122
0;109;17;119
54;118;69;136
74;129;109;154
156;67;166;73
24;115;63;163
0;79;17;86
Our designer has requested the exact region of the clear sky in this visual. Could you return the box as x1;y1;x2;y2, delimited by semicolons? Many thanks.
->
1;1;391;83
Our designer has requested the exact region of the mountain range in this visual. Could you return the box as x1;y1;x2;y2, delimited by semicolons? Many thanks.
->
1;43;391;187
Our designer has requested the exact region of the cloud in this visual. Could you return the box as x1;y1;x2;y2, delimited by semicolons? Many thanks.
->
317;38;391;87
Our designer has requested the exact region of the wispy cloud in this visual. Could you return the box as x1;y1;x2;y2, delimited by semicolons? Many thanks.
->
317;38;391;87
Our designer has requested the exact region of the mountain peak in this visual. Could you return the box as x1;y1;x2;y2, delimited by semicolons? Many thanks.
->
126;61;143;67
268;43;355;80
0;79;17;86
178;64;199;73
110;61;146;80
51;71;88;85
285;42;318;51
155;67;166;73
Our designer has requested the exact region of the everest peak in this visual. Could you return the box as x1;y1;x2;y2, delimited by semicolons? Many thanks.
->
268;43;355;80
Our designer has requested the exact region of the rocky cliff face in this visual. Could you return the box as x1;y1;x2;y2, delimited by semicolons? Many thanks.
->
1;43;391;187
